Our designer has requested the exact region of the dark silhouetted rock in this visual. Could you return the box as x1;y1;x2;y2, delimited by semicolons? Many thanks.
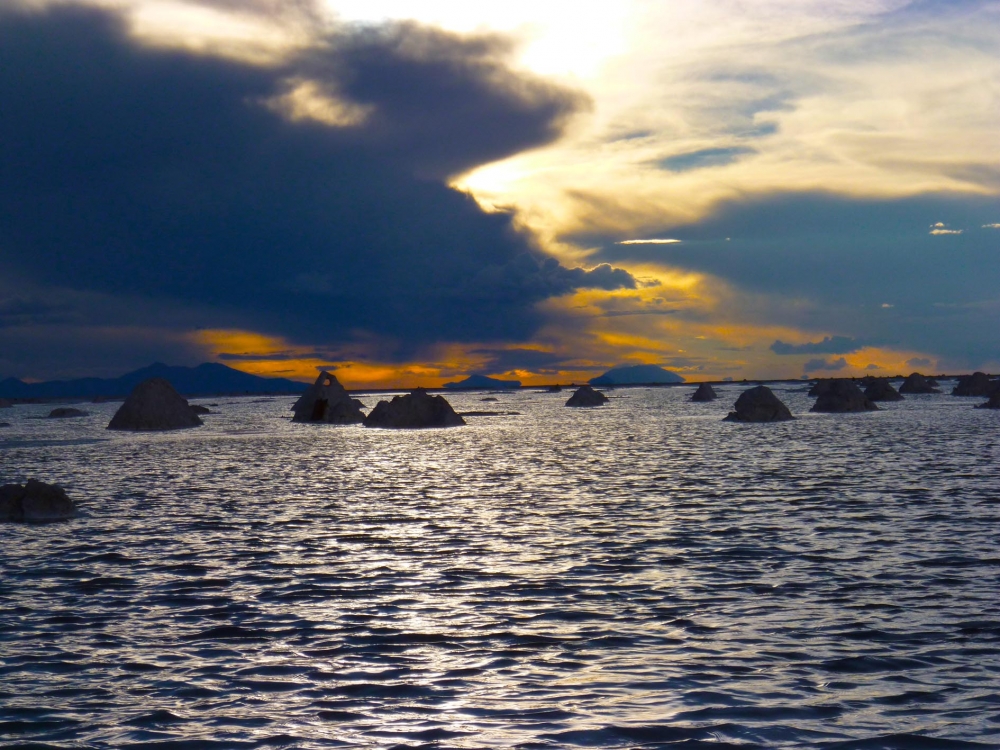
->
0;422;10;428
899;372;940;394
107;378;203;431
0;479;76;522
189;404;212;415
808;379;833;397
547;385;563;393
363;389;465;428
291;371;364;424
48;407;88;418
481;397;498;402
811;379;879;413
724;386;794;422
864;378;903;402
691;383;717;402
952;372;998;397
565;385;609;407
977;392;1000;409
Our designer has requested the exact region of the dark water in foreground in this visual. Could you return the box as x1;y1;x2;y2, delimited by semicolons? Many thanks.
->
2;385;999;749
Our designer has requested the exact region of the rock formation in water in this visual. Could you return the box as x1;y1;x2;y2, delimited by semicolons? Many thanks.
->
811;379;879;413
107;378;203;431
48;407;88;418
363;389;465;428
691;383;717;402
547;385;563;393
952;372;999;397
864;378;903;402
565;385;610;407
724;385;794;422
0;422;10;428
977;391;1000;410
899;372;940;394
189;404;212;415
291;371;364;424
808;379;833;397
0;479;77;522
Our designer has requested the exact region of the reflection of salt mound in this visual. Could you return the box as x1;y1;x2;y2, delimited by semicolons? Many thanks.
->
565;385;609;407
292;371;364;424
363;389;465;429
107;378;203;431
1;479;77;522
811;380;879;413
691;383;717;402
724;386;793;422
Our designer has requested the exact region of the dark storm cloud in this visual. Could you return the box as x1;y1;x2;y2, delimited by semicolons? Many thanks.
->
588;191;1000;367
770;336;865;355
0;4;630;362
803;357;848;373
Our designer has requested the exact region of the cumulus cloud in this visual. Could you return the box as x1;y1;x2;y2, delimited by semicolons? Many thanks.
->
0;4;632;367
929;222;963;235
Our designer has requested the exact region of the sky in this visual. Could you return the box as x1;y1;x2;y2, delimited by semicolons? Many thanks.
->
0;0;997;387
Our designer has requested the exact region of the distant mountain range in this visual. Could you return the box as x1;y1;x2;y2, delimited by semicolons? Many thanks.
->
589;364;685;386
0;362;308;400
443;374;522;389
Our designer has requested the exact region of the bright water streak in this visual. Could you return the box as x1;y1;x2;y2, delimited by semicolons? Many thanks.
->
1;385;999;748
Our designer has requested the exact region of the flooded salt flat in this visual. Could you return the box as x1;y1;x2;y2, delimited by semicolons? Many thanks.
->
2;384;999;748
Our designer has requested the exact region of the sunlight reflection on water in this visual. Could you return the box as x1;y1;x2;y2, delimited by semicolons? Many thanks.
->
1;385;999;748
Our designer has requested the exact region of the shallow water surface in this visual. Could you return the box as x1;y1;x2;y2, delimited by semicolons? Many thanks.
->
2;386;999;748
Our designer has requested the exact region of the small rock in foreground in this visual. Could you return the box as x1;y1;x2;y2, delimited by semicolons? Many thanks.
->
724;386;794;423
108;378;203;431
363;389;465;429
976;392;1000;410
48;407;89;418
189;405;212;415
691;383;717;402
565;385;609;407
811;379;879;413
899;372;940;394
0;479;77;522
864;379;903;402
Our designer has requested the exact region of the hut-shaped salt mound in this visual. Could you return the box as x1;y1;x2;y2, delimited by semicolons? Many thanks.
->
363;389;465;429
977;392;1000;410
1;479;77;522
565;385;609;407
724;385;794;422
899;372;940;394
292;371;364;424
953;372;999;397
811;379;879;413
691;383;717;402
107;378;203;431
864;378;903;402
